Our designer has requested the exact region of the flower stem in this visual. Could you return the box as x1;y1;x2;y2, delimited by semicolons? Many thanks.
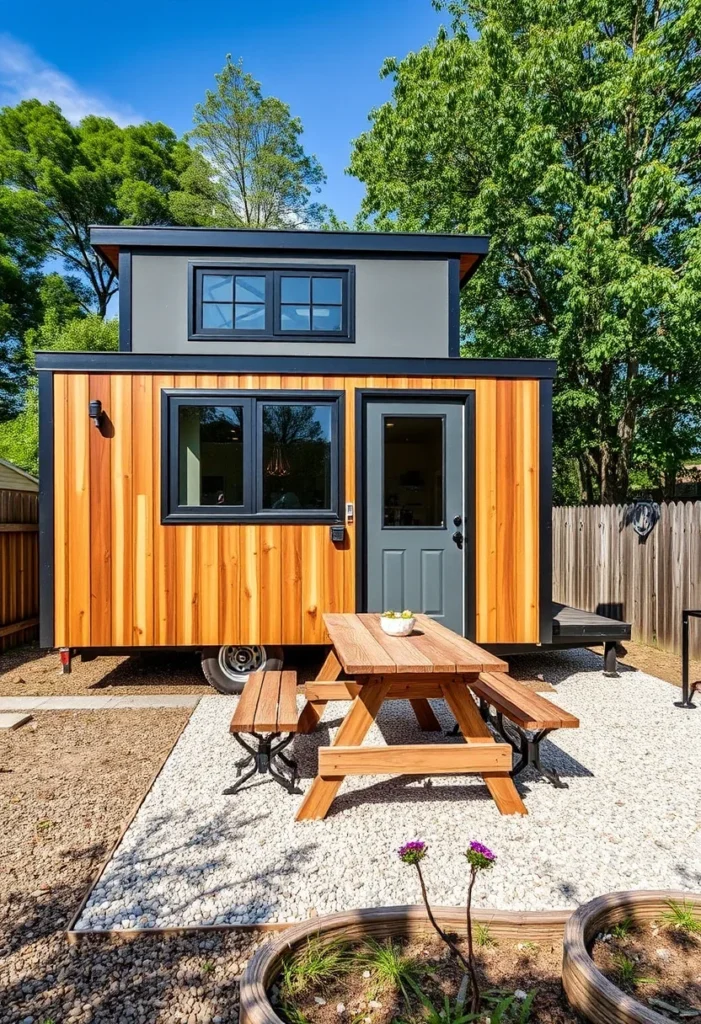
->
415;862;471;974
466;867;481;1014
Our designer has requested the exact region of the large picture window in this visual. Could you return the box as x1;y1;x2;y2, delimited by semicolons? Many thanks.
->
190;265;354;342
163;391;343;522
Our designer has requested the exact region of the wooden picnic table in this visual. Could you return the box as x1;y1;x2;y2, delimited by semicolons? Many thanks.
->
295;613;528;820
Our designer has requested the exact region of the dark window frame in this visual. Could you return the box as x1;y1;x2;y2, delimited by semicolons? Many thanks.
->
161;389;345;524
188;264;355;343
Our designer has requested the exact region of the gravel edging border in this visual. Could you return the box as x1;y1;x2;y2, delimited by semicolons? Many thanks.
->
562;889;701;1024
66;709;194;944
239;902;573;1024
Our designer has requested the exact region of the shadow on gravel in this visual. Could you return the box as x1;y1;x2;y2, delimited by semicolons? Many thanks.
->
0;823;264;1024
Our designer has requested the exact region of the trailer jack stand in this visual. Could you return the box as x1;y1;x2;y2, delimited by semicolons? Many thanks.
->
603;641;619;677
59;648;72;675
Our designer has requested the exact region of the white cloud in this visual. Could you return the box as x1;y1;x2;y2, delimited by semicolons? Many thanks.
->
0;34;140;126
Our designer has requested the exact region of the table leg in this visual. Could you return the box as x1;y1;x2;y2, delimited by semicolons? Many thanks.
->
296;677;391;820
409;698;442;732
297;648;344;734
441;679;528;816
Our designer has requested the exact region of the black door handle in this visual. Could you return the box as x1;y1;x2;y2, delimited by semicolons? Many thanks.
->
453;514;462;527
452;530;464;549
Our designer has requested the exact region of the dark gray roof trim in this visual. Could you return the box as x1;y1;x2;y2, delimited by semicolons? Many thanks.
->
35;352;556;379
89;225;490;258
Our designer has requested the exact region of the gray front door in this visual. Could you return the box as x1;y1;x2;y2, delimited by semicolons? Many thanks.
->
365;400;465;634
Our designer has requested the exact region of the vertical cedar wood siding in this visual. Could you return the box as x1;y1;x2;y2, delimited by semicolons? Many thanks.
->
53;373;540;647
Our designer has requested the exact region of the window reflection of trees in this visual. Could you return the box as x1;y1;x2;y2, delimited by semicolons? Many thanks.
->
262;405;331;510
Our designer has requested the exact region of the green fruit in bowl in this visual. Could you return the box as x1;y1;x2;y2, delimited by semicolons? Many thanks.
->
382;610;397;619
401;610;414;619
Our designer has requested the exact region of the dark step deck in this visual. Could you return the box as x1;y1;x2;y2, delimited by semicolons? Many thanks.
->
552;602;631;642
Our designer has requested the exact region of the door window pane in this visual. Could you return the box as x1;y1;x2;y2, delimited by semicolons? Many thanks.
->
261;404;332;510
383;416;444;527
178;406;244;506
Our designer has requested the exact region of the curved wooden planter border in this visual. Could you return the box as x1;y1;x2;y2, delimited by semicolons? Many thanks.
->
239;903;571;1024
562;889;701;1024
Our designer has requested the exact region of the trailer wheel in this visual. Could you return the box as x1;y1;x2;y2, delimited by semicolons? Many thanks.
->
200;645;284;694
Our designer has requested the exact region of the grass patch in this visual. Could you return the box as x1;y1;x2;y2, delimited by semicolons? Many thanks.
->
280;937;352;998
474;923;496;948
662;899;701;935
358;937;420;1002
610;916;634;939
612;952;654;989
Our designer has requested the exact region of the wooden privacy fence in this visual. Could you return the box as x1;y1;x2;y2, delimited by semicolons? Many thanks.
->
0;488;39;653
553;502;701;657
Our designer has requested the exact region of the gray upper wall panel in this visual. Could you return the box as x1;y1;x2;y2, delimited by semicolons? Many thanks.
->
130;254;451;357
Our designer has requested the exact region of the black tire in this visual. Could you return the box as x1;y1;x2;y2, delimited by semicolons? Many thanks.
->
200;645;284;694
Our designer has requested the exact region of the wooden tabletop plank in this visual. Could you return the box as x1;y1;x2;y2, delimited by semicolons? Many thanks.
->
323;613;509;676
404;621;477;673
356;613;435;673
416;615;509;673
324;614;397;674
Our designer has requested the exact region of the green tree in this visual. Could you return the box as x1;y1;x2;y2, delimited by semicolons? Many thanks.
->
0;100;205;316
0;310;118;474
0;186;47;418
188;55;326;227
350;0;701;502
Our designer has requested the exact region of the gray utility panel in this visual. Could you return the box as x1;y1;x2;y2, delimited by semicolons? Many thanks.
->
365;400;465;635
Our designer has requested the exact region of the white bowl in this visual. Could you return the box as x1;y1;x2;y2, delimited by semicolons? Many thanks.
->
380;616;416;636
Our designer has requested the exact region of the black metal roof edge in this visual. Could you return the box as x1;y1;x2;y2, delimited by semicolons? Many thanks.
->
35;352;557;379
89;225;491;257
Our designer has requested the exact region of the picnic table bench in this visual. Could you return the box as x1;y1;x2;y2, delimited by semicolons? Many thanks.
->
225;670;301;795
468;672;579;788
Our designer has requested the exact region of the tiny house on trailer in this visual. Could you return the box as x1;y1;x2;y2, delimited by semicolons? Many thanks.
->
37;227;628;690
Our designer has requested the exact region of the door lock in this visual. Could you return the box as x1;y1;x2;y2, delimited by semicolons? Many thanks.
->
452;530;464;549
453;514;462;527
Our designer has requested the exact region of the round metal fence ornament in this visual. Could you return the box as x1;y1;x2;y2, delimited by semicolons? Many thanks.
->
631;500;660;538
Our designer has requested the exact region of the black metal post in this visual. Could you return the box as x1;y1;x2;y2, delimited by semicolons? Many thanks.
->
676;609;698;709
603;641;618;677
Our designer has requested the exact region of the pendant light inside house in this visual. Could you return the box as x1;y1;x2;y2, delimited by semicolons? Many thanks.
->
266;443;291;477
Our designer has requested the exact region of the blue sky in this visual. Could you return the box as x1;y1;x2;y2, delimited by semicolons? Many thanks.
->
0;0;446;223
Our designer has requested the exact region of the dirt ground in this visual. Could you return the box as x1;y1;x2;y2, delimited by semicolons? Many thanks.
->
0;637;693;698
0;644;327;697
614;638;698;689
592;917;701;1017
278;932;580;1024
0;709;265;1024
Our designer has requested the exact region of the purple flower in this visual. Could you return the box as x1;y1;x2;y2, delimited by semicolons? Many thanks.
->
466;840;496;871
398;840;428;865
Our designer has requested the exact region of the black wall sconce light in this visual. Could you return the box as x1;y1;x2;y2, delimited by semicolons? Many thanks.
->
89;399;104;429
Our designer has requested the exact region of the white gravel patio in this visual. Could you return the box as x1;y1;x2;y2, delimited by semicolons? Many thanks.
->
74;650;701;932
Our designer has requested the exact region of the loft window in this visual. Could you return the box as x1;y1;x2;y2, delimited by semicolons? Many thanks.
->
279;274;344;333
163;391;343;522
190;265;354;342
